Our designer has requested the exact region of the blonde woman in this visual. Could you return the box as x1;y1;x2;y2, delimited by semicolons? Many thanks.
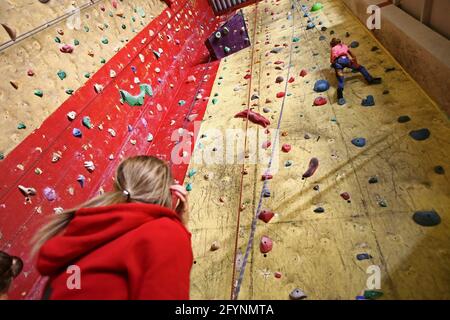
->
34;156;192;300
0;252;23;300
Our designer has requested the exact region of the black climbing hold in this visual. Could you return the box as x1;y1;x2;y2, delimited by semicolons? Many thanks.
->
413;211;441;227
368;176;379;184
345;32;350;37
314;207;325;214
319;35;326;41
409;128;430;141
356;253;372;261
383;90;390;95
371;46;379;51
385;67;396;72
313;185;320;191
397;115;411;123
434;166;445;175
321;27;327;31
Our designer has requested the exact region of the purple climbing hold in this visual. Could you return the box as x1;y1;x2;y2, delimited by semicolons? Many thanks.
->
77;175;86;188
357;253;373;261
302;158;319;178
43;187;57;201
72;128;82;138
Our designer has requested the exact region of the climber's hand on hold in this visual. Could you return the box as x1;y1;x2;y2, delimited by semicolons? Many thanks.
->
170;185;189;226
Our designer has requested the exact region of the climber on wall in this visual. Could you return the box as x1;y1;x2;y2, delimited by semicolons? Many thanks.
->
0;251;23;300
33;156;192;300
330;38;382;105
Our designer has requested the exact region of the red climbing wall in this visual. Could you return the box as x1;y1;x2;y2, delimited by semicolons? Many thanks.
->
0;0;231;299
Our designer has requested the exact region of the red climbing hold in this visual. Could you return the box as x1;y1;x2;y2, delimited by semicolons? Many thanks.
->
60;44;74;53
314;97;327;106
302;158;319;178
282;144;292;153
259;210;275;223
27;70;35;77
112;0;118;9
244;74;251;80
274;60;284;65
288;77;295;83
340;192;351;201
262;173;273;181
260;236;273;253
262;141;272;149
234;110;271;128
300;69;308;77
274;272;282;279
276;92;285;98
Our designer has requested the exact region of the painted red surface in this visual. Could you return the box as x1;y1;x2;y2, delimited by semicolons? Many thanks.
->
0;0;230;299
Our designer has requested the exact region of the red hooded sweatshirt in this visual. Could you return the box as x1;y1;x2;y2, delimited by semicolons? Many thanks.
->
36;202;193;300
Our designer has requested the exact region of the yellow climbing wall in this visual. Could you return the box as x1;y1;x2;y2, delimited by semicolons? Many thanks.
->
0;0;167;158
187;0;450;299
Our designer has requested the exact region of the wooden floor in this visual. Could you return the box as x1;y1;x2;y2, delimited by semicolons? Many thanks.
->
187;0;450;300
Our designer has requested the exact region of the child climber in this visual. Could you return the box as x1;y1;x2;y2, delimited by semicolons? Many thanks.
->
33;156;192;300
330;38;382;105
0;251;23;300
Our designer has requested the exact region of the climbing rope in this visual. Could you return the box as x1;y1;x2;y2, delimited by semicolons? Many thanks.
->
231;0;297;300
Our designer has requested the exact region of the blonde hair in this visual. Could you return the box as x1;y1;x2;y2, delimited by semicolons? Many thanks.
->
32;156;173;254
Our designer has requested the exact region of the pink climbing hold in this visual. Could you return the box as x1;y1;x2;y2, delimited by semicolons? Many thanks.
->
282;144;291;153
340;192;351;201
276;92;285;98
27;69;35;76
60;44;74;53
314;97;327;106
262;141;272;149
234;110;271;128
112;0;118;9
260;236;273;254
259;210;275;223
302;158;319;178
300;69;308;77
187;75;196;83
274;60;284;65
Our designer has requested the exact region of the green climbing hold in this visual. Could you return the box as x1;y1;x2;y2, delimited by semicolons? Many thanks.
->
84;26;89;32
212;98;218;105
311;3;323;12
109;12;114;17
65;89;74;95
0;152;4;160
188;169;197;178
119;83;153;106
100;58;106;64
82;116;93;129
224;46;231;53
186;183;193;192
122;24;127;30
178;100;186;106
363;290;383;300
57;70;67;80
34;90;43;97
84;73;91;79
74;39;80;46
101;37;109;44
131;17;136;23
214;93;219;97
136;7;146;18
293;37;300;42
54;37;61;43
17;122;26;130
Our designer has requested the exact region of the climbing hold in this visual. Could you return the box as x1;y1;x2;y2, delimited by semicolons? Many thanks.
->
364;290;383;300
378;199;388;207
147;133;154;142
94;84;104;93
187;169;197;178
34;90;43;97
409;128;430;141
1;23;17;41
27;70;35;77
285;160;293;167
351;138;366;148
412;211;441;227
110;70;117;78
434;166;445;175
274;272;282;279
311;3;323;12
292;36;300;42
57;70;67;80
8;80;18;90
313;97;327;106
313;80;329;92
251;94;259;101
119;84;153;106
314;207;325;214
350;41;359;48
212;98;218;105
210;241;220;251
84;161;95;173
357;253;373;261
82;116;93;129
17;123;26;130
262;187;271;198
275;76;284;84
362;95;375;106
262;173;273;181
259;210;275;223
300;69;308;77
340;192;351;201
302;158;319;178
178;100;186;106
101;37;109;44
276;92;286;98
72;128;82;138
51;152;62;163
77;175;86;188
306;22;315;30
262;141;272;149
43;187;57;201
290;288;307;300
186;183;193;192
18;185;37;197
368;176;379;184
234;110;270;128
397;115;411;123
65;89;74;95
60;44;74;53
282;144;292;153
74;39;80;46
260;236;273;254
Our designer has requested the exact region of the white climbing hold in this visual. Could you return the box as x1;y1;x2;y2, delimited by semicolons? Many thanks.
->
52;151;62;163
139;54;145;62
84;161;95;172
18;185;37;197
94;84;104;93
54;207;64;215
108;129;116;137
110;70;117;78
67;111;77;121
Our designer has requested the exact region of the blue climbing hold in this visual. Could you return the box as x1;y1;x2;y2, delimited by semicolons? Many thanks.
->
351;138;366;147
338;98;346;105
314;80;330;92
409;128;430;141
413;211;441;227
350;41;359;48
362;95;375;106
357;253;372;261
72;128;82;138
306;22;315;30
